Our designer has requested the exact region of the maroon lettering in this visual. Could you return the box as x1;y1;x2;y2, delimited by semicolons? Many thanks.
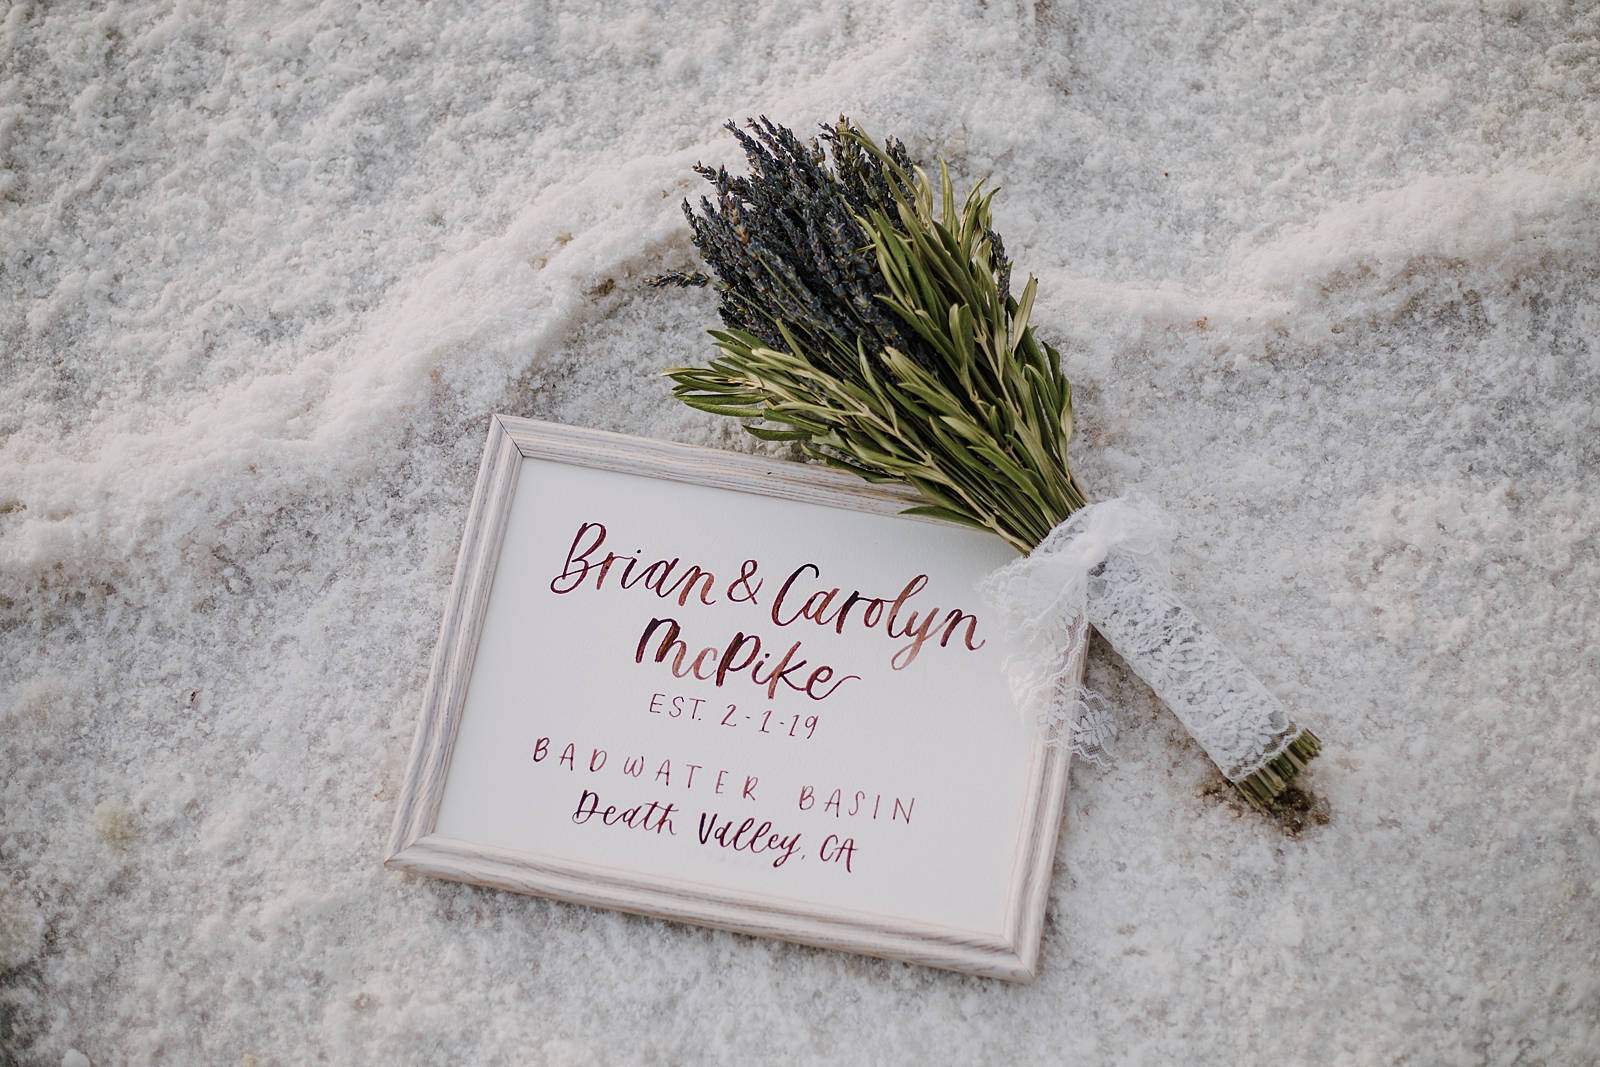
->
572;790;676;835
697;812;802;868
770;564;820;626
662;565;717;607
640;558;680;595
727;560;763;604
688;647;720;681
752;641;806;699
572;789;600;823
940;609;986;651
890;607;946;670
799;588;840;624
635;617;688;676
831;591;865;633
884;575;930;639
550;523;607;594
716;633;761;686
820;834;857;872
592;551;634;589
802;665;857;700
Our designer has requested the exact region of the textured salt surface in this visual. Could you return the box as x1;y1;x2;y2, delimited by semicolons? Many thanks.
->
3;1;1598;1064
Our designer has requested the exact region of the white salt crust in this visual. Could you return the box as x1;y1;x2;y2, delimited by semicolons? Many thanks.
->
2;1;1598;1064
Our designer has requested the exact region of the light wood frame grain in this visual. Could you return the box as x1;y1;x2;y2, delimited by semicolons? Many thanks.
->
385;415;1080;982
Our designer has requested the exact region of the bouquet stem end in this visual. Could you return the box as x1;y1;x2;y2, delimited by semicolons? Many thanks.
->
1234;728;1322;811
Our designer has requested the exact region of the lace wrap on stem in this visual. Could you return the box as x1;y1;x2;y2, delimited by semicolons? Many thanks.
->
977;492;1307;783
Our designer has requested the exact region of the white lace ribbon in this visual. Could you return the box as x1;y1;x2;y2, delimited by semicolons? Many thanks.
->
977;491;1304;782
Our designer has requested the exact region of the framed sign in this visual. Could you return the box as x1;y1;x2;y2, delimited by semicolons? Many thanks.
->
386;416;1081;981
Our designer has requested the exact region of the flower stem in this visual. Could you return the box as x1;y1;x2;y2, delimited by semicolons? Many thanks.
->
1233;728;1322;810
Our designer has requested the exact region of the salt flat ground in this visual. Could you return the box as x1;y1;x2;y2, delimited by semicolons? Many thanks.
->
2;1;1598;1064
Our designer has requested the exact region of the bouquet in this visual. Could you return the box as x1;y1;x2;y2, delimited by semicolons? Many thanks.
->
652;117;1319;809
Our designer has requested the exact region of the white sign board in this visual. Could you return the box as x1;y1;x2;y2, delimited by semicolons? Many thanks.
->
386;417;1079;980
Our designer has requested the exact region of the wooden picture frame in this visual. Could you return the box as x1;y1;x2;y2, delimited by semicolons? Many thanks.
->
385;416;1080;981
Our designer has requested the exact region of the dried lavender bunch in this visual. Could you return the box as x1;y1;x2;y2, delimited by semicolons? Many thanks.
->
651;117;937;379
